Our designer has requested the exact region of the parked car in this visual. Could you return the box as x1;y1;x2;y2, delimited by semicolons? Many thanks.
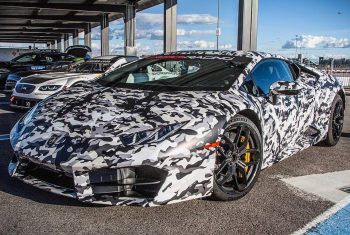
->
10;55;138;109
0;46;91;89
4;61;82;92
8;51;344;206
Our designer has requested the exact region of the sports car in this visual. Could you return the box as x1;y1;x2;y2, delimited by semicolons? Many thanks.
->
8;51;345;207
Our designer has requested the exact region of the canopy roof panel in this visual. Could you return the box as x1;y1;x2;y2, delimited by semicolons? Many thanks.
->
0;0;163;43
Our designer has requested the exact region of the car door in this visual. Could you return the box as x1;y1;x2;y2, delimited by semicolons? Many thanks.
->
291;64;318;142
248;59;303;163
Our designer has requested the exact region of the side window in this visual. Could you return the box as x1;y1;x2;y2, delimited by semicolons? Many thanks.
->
15;54;37;63
45;56;54;64
250;59;294;95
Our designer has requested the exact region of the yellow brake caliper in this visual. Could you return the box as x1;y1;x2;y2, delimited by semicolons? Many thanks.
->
240;136;250;172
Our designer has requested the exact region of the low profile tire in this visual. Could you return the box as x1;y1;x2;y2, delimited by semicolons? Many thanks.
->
211;114;263;201
321;95;344;147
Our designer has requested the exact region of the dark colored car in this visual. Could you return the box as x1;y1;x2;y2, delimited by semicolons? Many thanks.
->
0;46;91;89
4;61;82;92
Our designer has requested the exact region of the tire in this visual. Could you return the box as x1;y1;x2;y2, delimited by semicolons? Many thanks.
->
211;114;263;201
321;95;344;147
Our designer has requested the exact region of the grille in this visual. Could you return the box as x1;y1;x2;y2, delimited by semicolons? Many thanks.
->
15;84;36;94
89;166;168;198
26;161;75;190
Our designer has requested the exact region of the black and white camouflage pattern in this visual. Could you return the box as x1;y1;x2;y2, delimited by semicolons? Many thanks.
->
9;51;344;206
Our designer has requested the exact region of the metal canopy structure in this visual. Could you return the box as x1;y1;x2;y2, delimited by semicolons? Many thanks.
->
0;0;163;55
0;0;259;56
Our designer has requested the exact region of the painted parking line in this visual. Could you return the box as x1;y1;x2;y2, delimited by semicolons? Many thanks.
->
292;196;350;235
0;134;10;141
282;170;350;203
0;102;10;105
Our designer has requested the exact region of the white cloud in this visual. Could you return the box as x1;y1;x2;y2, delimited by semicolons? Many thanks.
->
282;35;350;49
136;13;162;29
90;13;217;41
136;13;218;29
178;40;215;49
91;32;101;40
177;29;216;36
110;28;124;39
177;14;218;24
177;40;234;50
132;29;216;41
219;44;234;49
91;42;101;56
110;42;125;54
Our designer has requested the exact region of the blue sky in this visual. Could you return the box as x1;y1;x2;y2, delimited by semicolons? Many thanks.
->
91;0;350;59
258;0;350;59
1;0;350;60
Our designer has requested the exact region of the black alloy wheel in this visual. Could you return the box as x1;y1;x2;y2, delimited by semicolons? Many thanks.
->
321;95;344;147
211;115;262;201
332;99;344;141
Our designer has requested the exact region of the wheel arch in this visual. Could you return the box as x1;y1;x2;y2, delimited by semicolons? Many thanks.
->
338;89;346;108
236;109;262;135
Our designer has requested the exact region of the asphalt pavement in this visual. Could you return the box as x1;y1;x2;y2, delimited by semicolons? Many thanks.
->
0;92;349;235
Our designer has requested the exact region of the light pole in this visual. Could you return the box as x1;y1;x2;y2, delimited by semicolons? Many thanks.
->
216;0;220;50
295;35;298;59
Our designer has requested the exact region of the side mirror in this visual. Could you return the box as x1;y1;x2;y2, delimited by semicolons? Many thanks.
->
268;81;302;104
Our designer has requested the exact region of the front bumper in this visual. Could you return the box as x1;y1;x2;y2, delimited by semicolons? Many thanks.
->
9;148;216;206
10;96;41;109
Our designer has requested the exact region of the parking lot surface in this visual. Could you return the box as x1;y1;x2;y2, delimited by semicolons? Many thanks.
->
0;92;349;235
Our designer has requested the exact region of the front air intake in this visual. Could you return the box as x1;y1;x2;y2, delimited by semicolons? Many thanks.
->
89;166;168;198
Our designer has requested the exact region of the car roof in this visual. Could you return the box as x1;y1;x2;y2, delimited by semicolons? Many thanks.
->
19;51;64;56
161;50;281;60
89;55;138;63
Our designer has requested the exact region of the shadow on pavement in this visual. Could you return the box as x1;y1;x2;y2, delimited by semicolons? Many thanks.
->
0;105;27;114
0;140;93;207
0;107;94;207
0;110;25;134
341;132;350;138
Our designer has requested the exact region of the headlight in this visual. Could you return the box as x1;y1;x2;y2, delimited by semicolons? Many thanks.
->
39;85;61;91
120;123;186;146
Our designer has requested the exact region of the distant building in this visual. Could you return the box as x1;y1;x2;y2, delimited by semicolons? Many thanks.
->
319;57;350;69
288;56;318;68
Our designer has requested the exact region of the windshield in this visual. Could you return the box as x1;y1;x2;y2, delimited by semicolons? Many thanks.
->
73;61;111;73
12;53;37;63
47;61;76;71
97;57;248;91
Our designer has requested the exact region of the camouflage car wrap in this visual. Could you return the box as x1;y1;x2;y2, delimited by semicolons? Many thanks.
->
8;51;344;206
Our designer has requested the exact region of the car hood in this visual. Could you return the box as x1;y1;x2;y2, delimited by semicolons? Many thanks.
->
13;69;51;78
19;72;98;85
64;45;91;58
13;83;229;167
35;83;227;135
